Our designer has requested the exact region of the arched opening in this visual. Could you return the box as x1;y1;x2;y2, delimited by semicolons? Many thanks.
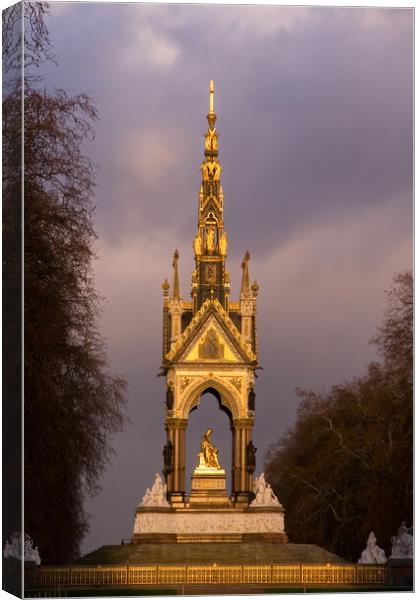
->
186;388;232;495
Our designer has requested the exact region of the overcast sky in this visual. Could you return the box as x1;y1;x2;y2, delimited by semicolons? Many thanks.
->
40;3;413;554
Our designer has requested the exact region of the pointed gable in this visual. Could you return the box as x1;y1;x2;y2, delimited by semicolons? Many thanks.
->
165;298;256;364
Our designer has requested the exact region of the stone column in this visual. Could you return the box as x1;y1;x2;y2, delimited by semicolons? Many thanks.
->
232;417;254;505
232;424;241;496
163;426;175;492
165;417;188;506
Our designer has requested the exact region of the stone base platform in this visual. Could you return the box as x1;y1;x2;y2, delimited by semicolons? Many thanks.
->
77;542;346;566
132;505;286;544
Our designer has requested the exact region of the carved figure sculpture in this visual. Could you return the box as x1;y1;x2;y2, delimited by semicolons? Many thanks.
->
390;522;413;559
246;440;257;469
166;384;174;410
205;226;216;254
219;231;228;257
193;232;202;257
141;473;169;507
201;161;209;181
200;428;221;469
205;128;218;152
163;440;173;471
3;540;12;560
358;531;387;564
3;533;41;565
208;160;221;181
248;386;256;411
251;473;281;507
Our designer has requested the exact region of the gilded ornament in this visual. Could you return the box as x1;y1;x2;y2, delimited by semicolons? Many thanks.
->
193;233;202;256
205;226;216;254
219;231;228;257
180;376;195;393
228;377;242;392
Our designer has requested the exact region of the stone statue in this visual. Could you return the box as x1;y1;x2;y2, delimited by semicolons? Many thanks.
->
201;158;221;182
209;160;221;181
193;233;202;257
163;440;173;471
205;226;215;254
246;440;257;469
219;231;228;257
358;532;387;564
248;387;256;411
251;473;281;507
201;160;209;181
3;532;41;565
141;473;169;507
200;428;221;469
32;547;41;566
205;128;218;152
390;522;413;559
3;540;12;560
166;384;174;410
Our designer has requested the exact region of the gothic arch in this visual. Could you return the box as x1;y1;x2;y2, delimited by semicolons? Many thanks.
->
180;377;242;421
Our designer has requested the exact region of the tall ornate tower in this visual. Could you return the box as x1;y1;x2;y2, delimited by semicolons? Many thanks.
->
161;81;260;507
133;82;285;543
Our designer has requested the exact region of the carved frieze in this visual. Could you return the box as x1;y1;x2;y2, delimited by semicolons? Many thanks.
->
133;510;284;535
192;478;225;489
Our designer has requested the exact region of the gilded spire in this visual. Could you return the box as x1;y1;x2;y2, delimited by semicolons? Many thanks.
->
192;81;229;312
241;251;251;297
172;249;180;299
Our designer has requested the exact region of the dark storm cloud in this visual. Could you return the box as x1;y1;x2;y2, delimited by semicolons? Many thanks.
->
40;3;412;552
43;4;412;255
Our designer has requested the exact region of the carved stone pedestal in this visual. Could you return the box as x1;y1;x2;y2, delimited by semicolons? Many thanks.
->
189;457;230;507
132;505;287;544
133;471;287;544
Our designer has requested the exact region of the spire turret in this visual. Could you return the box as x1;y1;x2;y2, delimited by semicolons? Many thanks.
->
241;251;251;298
162;81;260;382
172;249;180;299
191;80;229;313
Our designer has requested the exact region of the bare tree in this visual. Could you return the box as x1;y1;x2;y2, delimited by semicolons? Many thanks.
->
3;3;127;563
265;272;413;561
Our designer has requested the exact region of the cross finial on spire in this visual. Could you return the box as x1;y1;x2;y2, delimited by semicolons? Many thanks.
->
209;80;214;113
207;80;217;129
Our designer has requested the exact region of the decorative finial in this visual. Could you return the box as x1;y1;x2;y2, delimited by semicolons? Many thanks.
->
242;250;250;270
209;80;214;113
241;251;251;297
172;250;180;299
162;278;170;297
207;80;217;129
251;280;259;297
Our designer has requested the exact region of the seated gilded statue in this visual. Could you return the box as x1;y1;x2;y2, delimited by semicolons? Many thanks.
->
200;428;221;469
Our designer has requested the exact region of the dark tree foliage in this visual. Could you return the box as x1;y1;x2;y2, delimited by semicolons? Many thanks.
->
2;2;25;552
3;3;127;563
264;272;413;562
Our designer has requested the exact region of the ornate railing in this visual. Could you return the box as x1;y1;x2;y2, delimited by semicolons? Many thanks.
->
36;563;389;587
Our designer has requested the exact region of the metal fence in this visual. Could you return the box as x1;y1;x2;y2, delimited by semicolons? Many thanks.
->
36;563;389;587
